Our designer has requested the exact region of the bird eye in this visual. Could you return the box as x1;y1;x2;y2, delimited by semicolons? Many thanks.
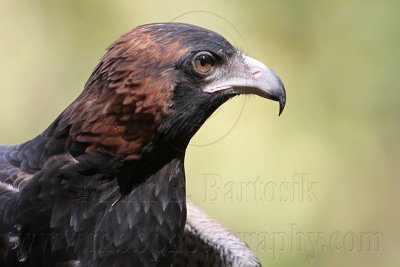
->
193;52;215;74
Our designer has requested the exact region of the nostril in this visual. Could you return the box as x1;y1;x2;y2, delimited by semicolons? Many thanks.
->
250;67;262;79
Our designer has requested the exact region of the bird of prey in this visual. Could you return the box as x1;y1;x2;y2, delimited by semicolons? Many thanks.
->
0;23;285;267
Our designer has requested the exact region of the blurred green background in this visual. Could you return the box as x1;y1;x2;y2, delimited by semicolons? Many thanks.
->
0;0;399;266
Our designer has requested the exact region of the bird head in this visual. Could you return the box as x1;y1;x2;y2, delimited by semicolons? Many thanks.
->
61;23;286;160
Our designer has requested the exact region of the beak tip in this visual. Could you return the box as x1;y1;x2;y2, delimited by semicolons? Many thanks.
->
272;72;286;116
277;87;286;116
278;99;285;116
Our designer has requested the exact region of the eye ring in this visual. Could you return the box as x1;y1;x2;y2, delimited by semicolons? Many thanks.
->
193;52;215;74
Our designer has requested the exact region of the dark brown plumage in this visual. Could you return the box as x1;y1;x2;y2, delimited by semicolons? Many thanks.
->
0;23;285;266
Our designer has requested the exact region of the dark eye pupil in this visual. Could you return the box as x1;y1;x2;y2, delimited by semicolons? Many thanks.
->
199;55;212;66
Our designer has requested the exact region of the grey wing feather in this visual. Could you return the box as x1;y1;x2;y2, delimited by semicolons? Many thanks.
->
0;145;20;225
0;145;32;226
0;145;20;265
174;201;262;267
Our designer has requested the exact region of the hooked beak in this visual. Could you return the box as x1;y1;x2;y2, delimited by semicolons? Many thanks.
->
203;55;286;115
